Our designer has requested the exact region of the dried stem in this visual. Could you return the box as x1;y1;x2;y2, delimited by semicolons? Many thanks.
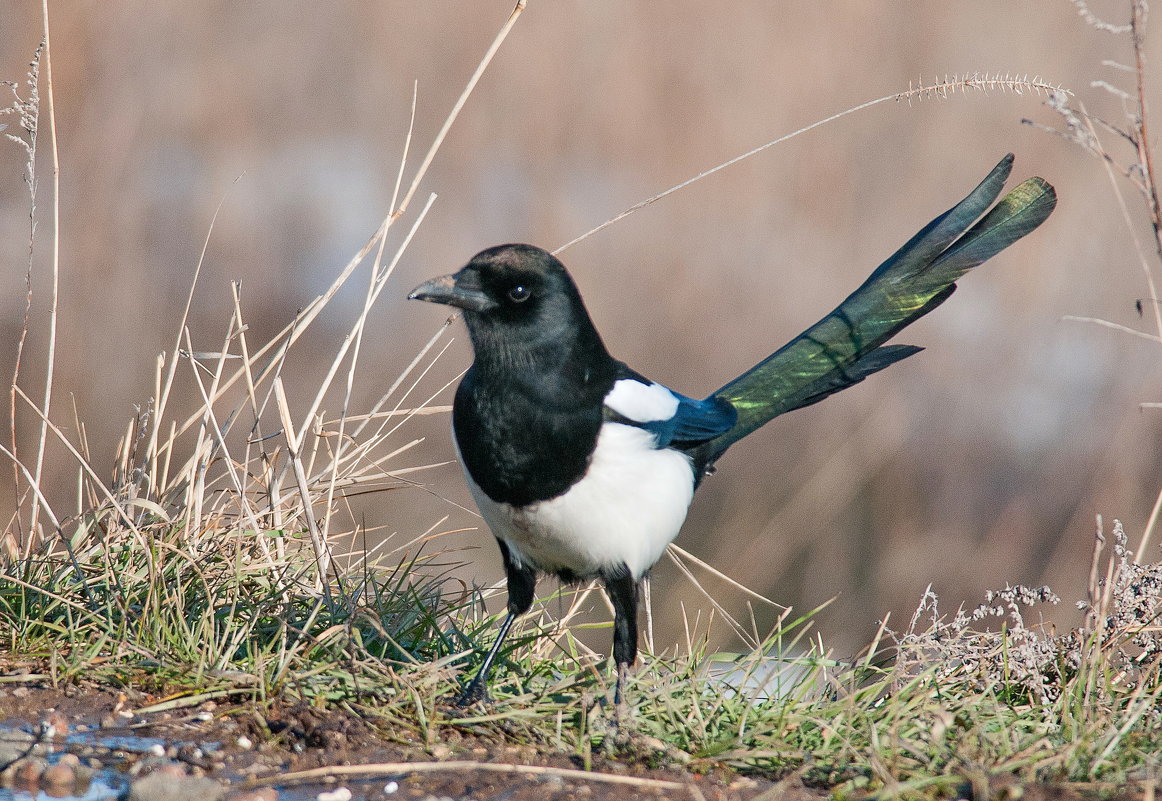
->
1036;1;1162;560
393;0;527;221
1;41;41;560
26;0;60;545
555;73;1066;255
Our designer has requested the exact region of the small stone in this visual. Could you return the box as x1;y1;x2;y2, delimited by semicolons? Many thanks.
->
316;788;352;801
41;712;69;739
155;762;190;778
40;761;76;789
225;788;279;801
175;743;205;763
0;729;36;765
128;772;226;801
14;757;46;785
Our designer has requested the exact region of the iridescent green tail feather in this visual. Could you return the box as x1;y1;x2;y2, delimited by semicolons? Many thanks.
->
690;154;1057;474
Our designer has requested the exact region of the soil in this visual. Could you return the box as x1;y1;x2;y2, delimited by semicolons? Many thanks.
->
0;679;787;801
0;679;1150;801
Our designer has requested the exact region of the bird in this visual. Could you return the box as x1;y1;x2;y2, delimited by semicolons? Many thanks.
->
408;154;1056;707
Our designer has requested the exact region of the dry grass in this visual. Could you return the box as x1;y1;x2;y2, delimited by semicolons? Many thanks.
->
2;1;1162;797
0;0;1147;660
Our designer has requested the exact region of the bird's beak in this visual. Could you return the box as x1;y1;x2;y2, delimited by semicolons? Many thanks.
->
408;272;497;312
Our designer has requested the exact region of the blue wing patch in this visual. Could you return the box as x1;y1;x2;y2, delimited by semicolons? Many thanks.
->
604;370;737;448
669;393;738;443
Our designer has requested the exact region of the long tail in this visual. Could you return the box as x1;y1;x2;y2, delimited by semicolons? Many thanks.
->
689;154;1056;474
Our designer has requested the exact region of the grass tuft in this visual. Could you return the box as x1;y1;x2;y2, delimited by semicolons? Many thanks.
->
3;1;1162;797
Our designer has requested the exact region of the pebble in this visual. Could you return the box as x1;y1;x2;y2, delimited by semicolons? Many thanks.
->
175;743;205;763
0;729;36;765
128;772;226;801
40;761;76;788
14;756;46;785
40;711;69;739
316;788;352;801
225;788;279;801
144;761;191;779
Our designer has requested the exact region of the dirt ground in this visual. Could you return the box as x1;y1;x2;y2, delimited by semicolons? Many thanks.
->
0;680;1148;801
0;680;788;801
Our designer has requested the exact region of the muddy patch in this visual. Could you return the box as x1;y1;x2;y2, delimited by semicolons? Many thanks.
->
0;681;1149;801
0;682;777;800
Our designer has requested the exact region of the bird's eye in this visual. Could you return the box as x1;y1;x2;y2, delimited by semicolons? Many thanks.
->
507;285;531;303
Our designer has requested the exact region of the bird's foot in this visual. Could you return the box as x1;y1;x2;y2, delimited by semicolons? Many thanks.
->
606;662;634;747
601;705;686;762
611;702;634;748
613;695;631;742
455;678;490;708
615;695;630;729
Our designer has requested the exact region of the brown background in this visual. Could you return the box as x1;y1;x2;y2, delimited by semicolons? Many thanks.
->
1;1;1158;655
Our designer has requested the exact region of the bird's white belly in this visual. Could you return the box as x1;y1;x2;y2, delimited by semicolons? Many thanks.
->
462;423;695;580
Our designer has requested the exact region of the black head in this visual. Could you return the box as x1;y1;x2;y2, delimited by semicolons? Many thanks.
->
409;244;609;366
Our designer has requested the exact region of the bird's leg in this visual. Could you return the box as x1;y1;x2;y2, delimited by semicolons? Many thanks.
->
603;571;639;721
615;661;631;728
458;611;517;705
458;539;536;706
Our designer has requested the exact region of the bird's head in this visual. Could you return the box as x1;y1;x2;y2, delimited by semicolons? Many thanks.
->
409;244;604;363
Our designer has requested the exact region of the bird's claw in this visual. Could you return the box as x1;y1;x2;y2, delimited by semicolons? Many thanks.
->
455;679;490;707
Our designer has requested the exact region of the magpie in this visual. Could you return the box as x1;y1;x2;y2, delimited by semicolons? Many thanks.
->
409;154;1056;706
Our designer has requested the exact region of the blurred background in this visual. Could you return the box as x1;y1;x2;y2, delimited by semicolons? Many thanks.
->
1;1;1158;655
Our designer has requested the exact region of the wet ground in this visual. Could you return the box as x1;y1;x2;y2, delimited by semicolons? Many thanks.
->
0;681;785;801
0;680;1152;801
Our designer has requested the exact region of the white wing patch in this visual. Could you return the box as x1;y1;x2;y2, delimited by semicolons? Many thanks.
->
604;379;679;423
